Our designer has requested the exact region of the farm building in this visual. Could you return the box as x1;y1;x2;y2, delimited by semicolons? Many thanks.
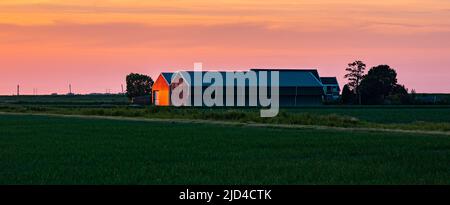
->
152;72;173;106
321;77;341;102
251;69;325;106
152;69;338;107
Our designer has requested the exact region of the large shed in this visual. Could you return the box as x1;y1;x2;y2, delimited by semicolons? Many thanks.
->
160;69;324;107
251;69;324;106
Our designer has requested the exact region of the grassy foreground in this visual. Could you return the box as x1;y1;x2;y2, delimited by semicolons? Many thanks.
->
1;105;450;132
1;95;450;132
1;114;450;185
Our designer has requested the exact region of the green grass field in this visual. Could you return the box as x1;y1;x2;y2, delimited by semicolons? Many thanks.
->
0;94;129;107
1;95;450;127
1;114;450;185
2;105;450;132
1;95;450;184
287;106;450;123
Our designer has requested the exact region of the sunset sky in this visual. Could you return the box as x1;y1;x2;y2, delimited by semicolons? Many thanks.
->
1;0;449;94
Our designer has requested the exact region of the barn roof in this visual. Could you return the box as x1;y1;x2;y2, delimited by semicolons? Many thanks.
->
161;72;174;84
251;69;321;82
175;69;323;88
254;69;323;87
320;77;339;85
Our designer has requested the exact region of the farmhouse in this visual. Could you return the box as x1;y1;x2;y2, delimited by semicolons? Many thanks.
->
152;69;338;107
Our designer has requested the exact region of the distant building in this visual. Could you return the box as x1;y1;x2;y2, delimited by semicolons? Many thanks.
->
321;77;341;102
152;69;333;107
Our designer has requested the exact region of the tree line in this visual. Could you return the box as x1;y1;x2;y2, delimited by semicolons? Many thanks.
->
342;60;412;105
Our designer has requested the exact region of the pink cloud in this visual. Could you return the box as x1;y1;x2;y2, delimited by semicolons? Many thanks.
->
0;22;449;94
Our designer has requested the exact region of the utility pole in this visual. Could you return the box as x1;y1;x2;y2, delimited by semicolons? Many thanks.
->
69;84;72;94
17;85;20;96
121;84;124;94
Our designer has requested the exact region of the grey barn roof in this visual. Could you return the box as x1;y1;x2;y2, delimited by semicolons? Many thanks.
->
251;69;321;82
254;69;323;87
320;77;339;85
174;69;323;88
161;72;174;84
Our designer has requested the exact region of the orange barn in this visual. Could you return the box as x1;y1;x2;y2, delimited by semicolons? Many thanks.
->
152;72;173;106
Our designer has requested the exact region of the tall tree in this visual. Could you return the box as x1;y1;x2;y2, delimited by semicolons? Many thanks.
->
126;73;154;99
360;65;399;104
344;60;366;104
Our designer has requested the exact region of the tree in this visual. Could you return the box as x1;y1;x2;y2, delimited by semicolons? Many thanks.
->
387;84;410;104
341;84;355;104
126;73;154;99
360;65;398;104
391;84;408;96
344;60;366;104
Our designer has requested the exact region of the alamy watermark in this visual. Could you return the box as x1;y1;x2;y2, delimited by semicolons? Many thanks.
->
170;63;280;117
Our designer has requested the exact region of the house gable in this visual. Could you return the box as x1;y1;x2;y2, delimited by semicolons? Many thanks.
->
152;73;172;106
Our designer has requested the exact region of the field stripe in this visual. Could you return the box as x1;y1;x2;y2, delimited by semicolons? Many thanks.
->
1;112;450;136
